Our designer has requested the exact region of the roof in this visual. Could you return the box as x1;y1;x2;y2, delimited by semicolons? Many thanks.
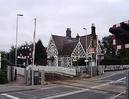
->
52;34;96;56
80;35;93;51
61;41;78;56
52;35;66;50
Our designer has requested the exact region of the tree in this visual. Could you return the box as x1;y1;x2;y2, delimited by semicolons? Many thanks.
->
0;51;9;84
102;35;114;55
9;46;15;66
101;35;129;65
35;39;47;65
0;70;8;84
8;39;47;66
0;51;9;70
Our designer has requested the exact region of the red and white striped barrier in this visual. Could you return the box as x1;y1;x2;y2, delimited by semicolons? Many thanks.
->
112;34;129;50
112;20;129;50
113;20;129;28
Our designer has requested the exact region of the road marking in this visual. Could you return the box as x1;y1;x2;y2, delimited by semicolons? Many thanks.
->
91;77;126;89
42;89;89;99
110;91;125;99
42;76;126;99
14;91;37;99
40;85;62;90
1;93;20;99
1;76;126;99
96;72;124;80
113;77;126;83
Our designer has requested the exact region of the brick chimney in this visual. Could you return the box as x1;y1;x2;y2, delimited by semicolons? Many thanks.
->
76;33;80;40
66;28;71;38
91;24;96;35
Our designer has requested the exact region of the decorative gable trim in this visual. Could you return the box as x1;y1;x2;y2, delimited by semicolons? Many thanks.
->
47;35;58;57
71;41;86;61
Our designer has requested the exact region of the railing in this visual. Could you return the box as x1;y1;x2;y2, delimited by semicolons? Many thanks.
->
14;66;25;76
30;65;77;76
14;65;129;78
100;65;129;71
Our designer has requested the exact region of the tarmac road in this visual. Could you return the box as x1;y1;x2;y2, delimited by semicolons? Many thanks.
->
0;70;127;99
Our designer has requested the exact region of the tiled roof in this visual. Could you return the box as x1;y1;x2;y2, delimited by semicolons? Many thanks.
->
80;35;93;51
52;35;66;50
61;41;78;56
52;34;96;56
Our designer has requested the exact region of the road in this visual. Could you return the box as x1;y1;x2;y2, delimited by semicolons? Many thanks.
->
0;70;127;99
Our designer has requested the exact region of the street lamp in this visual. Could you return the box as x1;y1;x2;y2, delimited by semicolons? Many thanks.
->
15;14;23;67
83;28;88;73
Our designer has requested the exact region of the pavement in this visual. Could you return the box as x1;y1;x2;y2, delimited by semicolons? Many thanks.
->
0;75;56;94
0;70;127;99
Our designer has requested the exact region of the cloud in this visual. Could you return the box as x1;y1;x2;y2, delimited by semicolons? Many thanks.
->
0;0;129;51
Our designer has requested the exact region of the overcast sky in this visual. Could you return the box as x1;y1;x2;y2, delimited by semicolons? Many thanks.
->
0;0;129;51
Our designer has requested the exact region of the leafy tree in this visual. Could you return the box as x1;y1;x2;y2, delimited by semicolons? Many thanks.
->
102;35;114;55
0;51;9;84
35;39;47;65
0;51;9;70
0;70;8;84
8;39;47;66
9;46;15;66
101;35;129;65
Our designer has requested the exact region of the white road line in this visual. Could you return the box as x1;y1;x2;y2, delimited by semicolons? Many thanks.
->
1;76;126;99
91;77;126;89
42;89;89;99
110;91;126;99
114;77;126;83
42;77;126;99
91;83;109;89
96;72;122;80
1;93;20;99
40;85;62;90
64;85;87;90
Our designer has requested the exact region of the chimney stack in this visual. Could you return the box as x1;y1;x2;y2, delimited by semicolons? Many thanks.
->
76;33;80;40
91;24;96;35
66;28;71;38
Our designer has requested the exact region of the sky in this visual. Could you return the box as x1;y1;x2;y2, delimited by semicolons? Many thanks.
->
0;0;129;51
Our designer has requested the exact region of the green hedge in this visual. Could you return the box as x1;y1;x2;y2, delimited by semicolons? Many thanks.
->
0;70;8;84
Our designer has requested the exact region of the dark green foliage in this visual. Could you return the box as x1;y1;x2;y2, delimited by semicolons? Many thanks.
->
35;39;47;65
9;39;47;66
101;35;129;65
1;51;9;70
0;51;9;84
77;58;85;66
9;46;15;66
0;70;8;84
102;35;114;55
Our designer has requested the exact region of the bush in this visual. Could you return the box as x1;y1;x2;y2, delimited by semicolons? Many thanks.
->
0;70;8;84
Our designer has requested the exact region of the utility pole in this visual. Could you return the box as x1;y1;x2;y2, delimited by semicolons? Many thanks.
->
32;18;36;85
96;35;98;75
0;53;1;69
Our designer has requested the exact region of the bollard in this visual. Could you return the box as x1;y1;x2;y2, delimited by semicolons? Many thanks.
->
41;70;45;85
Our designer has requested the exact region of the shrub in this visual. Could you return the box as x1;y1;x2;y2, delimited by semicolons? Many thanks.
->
0;70;8;84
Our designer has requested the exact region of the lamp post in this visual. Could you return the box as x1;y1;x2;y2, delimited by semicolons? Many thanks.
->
15;14;23;67
83;28;88;74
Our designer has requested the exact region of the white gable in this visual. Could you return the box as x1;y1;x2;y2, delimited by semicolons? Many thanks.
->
71;41;86;61
47;35;58;58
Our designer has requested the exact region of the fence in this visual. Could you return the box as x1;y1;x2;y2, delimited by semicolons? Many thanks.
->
101;65;129;71
14;65;129;77
29;65;77;76
14;66;25;76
